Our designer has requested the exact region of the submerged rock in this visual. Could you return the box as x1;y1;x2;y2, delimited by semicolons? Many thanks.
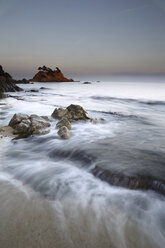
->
92;166;165;196
9;113;50;138
57;126;70;139
83;81;92;84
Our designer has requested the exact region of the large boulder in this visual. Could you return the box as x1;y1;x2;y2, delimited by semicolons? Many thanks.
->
9;113;50;138
52;104;91;122
66;104;91;121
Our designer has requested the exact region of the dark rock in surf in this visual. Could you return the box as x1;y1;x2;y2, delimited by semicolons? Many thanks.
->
92;166;165;196
83;82;92;84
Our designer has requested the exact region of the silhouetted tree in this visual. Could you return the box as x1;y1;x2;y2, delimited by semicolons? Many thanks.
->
55;67;61;73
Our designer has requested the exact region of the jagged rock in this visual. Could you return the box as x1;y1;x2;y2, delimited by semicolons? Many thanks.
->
31;66;74;82
9;113;50;138
0;65;22;93
56;117;71;130
52;104;91;122
52;108;68;119
57;126;70;139
66;104;91;121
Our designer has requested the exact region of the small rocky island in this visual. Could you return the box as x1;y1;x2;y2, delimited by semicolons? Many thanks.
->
31;66;74;82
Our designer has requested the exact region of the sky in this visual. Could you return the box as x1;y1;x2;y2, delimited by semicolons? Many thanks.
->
0;0;165;79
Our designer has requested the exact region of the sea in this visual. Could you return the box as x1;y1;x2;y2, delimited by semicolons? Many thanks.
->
0;80;165;248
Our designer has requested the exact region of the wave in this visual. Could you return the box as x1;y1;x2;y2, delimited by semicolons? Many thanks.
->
92;166;165;196
91;96;165;106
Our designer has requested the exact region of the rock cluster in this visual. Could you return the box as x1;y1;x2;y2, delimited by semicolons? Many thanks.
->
6;105;104;140
52;104;91;139
9;113;50;138
51;104;105;139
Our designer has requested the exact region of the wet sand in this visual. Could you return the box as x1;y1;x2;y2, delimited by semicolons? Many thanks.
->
0;178;157;248
0;179;114;248
0;126;16;139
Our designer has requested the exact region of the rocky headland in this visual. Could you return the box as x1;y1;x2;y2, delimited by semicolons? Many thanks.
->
31;66;74;82
0;65;23;95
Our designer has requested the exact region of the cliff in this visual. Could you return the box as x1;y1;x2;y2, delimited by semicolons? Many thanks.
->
31;66;74;82
0;66;22;93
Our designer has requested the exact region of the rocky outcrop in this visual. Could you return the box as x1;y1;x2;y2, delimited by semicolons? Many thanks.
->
31;66;74;82
9;113;50;138
0;65;22;93
52;104;91;122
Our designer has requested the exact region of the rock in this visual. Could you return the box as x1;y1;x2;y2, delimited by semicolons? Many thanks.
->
90;118;106;124
0;65;22;93
52;104;91;122
83;81;92;84
31;66;74;82
52;108;69;119
9;113;30;128
8;113;51;138
57;126;70;139
40;87;47;90
15;78;29;84
29;89;39;92
30;115;50;134
41;116;49;121
92;166;165;196
13;119;31;134
56;117;71;130
66;104;91;121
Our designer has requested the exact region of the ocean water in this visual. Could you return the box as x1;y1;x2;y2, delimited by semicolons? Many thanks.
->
0;80;165;248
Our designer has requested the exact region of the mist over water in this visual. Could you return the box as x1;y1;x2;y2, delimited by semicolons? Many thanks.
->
0;80;165;247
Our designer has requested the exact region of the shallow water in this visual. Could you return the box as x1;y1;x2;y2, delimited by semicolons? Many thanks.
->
0;80;165;247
